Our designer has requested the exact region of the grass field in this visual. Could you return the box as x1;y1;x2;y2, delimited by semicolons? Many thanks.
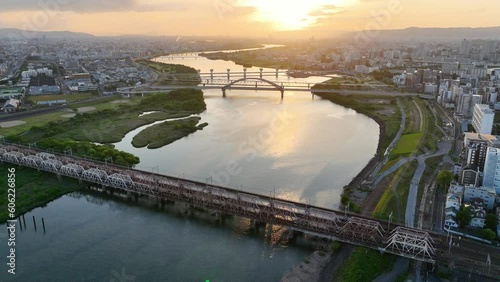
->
0;96;143;137
373;166;405;221
334;247;395;282
27;92;97;104
379;158;401;173
374;160;418;222
390;132;424;159
0;164;83;223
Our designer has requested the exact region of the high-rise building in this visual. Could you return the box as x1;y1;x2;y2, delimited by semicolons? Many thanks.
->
483;147;500;194
460;39;472;57
463;132;498;171
472;104;494;134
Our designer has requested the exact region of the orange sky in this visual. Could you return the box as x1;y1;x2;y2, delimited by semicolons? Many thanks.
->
0;0;499;36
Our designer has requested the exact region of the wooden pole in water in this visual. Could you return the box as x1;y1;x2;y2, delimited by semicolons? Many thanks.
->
32;216;37;231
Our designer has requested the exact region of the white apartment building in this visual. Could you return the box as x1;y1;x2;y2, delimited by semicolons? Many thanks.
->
483;147;500;194
472;104;494;134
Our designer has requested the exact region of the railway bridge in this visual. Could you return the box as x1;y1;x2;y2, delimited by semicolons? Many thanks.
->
0;143;498;278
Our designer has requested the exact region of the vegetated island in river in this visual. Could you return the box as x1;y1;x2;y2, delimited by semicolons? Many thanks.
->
132;116;204;149
6;88;207;167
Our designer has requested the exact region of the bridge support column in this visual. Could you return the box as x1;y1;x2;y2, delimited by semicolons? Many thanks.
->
243;68;247;79
276;69;279;78
78;178;83;185
227;68;231;80
222;88;226;98
56;173;62;183
259;68;263;78
126;191;132;199
288;229;298;241
281;90;284;100
210;69;214;80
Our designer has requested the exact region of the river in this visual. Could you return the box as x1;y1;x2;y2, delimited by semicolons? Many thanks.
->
0;45;379;281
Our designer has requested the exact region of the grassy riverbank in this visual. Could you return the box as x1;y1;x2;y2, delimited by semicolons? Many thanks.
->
135;59;200;86
334;247;395;282
0;165;83;224
5;89;207;166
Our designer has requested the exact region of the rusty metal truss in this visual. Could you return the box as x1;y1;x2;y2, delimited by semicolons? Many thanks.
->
0;143;442;265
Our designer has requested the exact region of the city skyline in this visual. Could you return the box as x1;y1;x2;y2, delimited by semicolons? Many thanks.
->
1;0;500;37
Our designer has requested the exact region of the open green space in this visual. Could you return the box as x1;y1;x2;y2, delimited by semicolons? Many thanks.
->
0;165;83;223
26;92;97;104
389;132;424;159
4;89;207;166
135;59;200;86
373;160;418;222
334;247;395;282
379;158;401;173
132;117;203;149
416;99;443;154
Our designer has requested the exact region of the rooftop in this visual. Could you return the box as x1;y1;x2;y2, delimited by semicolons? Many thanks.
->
475;104;494;114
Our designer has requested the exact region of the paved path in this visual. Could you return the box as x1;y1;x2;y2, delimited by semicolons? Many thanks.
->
405;141;452;228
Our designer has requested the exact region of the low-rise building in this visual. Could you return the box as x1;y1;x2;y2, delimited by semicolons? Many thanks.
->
466;199;487;228
464;186;496;210
3;99;19;113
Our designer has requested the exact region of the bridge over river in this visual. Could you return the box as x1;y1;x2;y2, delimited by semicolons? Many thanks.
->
117;78;434;100
1;143;498;278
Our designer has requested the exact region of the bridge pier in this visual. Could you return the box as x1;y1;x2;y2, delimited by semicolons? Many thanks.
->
222;88;226;98
288;229;298;242
214;211;223;224
210;69;214;80
259;68;263;78
56;173;62;183
281;90;284;100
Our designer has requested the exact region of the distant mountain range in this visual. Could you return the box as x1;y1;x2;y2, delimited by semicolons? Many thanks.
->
2;26;500;41
0;28;95;39
352;27;500;41
274;26;500;41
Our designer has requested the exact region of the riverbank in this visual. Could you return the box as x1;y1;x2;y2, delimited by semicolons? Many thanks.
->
136;59;201;86
0;165;83;224
6;89;207;166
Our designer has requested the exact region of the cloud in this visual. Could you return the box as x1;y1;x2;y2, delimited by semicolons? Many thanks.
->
308;5;339;17
1;0;188;13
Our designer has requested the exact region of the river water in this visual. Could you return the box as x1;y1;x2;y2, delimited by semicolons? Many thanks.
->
0;45;379;281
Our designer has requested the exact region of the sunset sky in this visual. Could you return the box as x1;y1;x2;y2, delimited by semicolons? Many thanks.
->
0;0;499;36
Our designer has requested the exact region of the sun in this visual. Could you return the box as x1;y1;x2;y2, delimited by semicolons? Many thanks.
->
240;0;349;30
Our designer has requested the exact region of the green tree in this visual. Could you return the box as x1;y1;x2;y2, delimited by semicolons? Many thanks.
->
456;205;472;228
437;170;453;190
478;228;497;241
485;213;498;231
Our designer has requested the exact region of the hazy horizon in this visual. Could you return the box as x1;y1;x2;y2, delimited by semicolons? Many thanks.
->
1;0;500;37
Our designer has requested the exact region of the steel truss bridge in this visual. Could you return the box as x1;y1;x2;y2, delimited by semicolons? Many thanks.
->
118;77;393;98
1;143;499;278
